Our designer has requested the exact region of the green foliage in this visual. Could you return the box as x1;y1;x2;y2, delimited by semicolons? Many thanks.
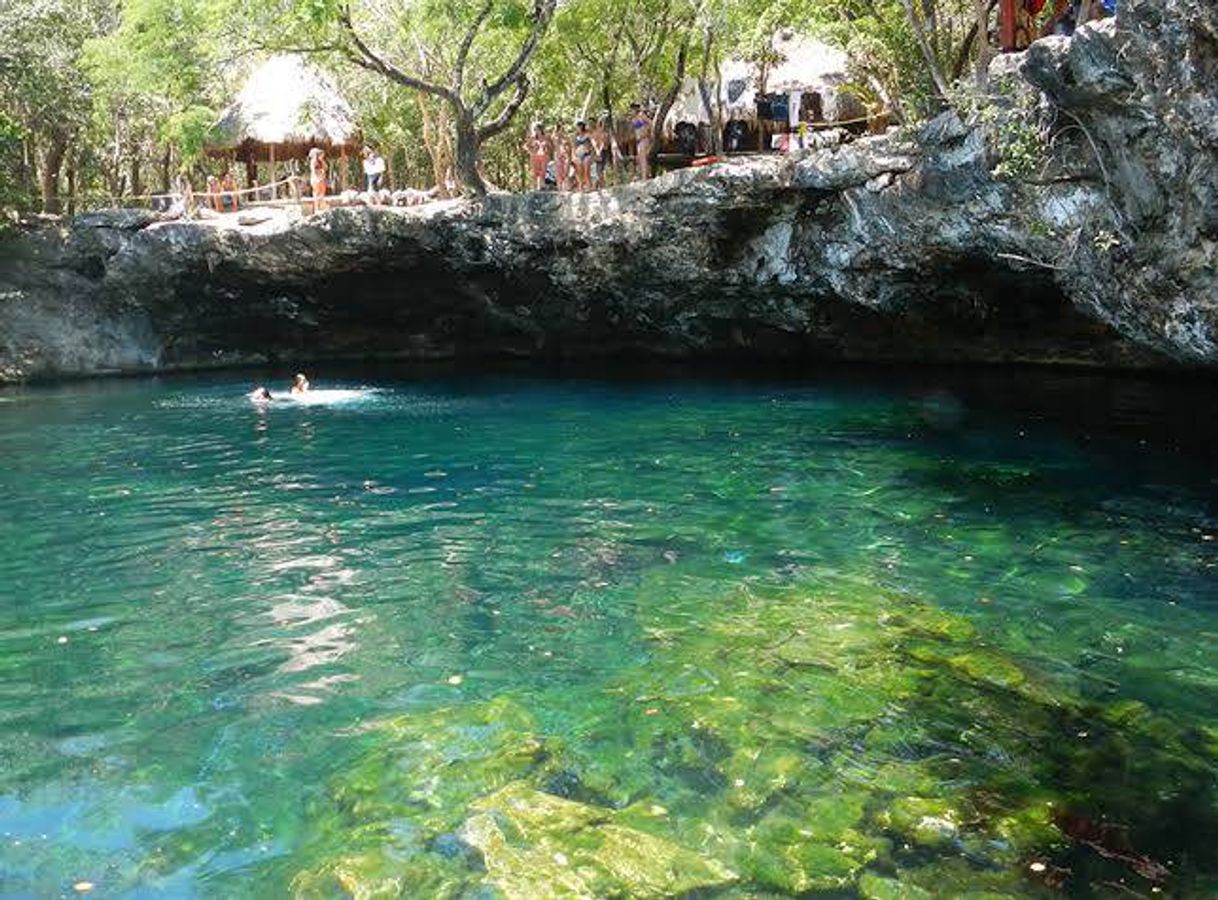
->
0;0;1016;207
83;0;223;154
0;0;106;210
0;110;25;210
952;80;1047;182
161;106;218;165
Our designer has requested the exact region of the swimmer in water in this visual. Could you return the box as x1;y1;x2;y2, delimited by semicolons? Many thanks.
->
291;373;311;395
249;386;272;402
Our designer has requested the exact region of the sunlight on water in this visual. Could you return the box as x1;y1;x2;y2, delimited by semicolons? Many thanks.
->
0;371;1215;897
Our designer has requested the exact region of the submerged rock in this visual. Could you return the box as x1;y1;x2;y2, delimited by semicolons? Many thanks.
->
858;871;934;900
287;570;1218;896
458;783;735;898
878;797;962;849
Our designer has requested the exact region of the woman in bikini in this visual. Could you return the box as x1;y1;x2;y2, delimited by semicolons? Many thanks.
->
220;171;240;212
630;103;653;180
552;122;572;191
590;119;609;188
308;147;328;213
572;121;594;191
523;122;550;191
206;175;222;212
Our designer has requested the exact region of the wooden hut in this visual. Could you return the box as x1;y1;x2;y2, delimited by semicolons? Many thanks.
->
207;55;360;195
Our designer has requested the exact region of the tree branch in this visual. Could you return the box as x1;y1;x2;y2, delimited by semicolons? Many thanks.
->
898;0;952;105
651;32;690;161
453;0;494;96
951;0;998;82
476;75;530;141
474;0;556;116
339;4;456;103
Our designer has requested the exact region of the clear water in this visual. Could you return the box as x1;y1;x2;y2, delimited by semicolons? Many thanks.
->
1;370;1215;898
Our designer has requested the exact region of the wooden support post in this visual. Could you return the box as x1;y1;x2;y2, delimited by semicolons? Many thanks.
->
999;0;1019;52
244;144;256;194
269;144;277;199
339;147;349;192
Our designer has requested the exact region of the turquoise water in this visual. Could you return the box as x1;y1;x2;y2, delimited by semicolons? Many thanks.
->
1;370;1215;898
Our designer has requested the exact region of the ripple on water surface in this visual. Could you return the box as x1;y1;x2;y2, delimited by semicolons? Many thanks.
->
0;373;1216;897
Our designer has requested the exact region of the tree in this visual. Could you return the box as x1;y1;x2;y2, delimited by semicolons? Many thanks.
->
0;0;1014;218
239;0;557;196
0;0;108;213
84;0;226;184
530;0;701;166
806;0;1002;120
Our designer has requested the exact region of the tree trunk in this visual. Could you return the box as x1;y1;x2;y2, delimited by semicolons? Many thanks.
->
973;0;994;85
899;0;953;106
66;158;77;216
865;74;904;124
757;60;770;152
651;37;690;166
130;155;143;201
161;145;173;194
19;137;36;206
697;27;721;155
39;135;67;215
453;112;485;196
418;96;453;195
697;78;721;154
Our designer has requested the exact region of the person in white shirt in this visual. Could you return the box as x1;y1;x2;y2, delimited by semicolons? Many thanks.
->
362;147;386;192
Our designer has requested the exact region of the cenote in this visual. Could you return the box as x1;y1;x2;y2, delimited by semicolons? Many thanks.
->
1;366;1216;899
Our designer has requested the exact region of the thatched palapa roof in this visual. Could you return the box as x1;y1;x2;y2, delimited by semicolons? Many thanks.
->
719;33;849;121
663;32;851;135
208;55;360;159
764;32;848;94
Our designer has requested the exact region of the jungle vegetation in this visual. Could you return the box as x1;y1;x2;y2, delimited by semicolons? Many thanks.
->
0;0;1009;211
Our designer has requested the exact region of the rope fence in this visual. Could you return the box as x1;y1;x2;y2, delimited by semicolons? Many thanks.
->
49;113;894;213
143;175;300;205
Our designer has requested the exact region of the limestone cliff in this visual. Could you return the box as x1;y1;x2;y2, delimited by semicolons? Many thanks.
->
1;0;1214;383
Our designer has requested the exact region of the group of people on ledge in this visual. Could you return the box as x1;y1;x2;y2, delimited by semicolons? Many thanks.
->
306;146;385;210
523;103;654;192
169;103;659;218
204;172;241;212
301;146;438;213
248;373;309;403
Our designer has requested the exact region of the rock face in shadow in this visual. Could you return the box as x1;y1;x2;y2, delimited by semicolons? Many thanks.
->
1015;0;1218;361
0;0;1214;382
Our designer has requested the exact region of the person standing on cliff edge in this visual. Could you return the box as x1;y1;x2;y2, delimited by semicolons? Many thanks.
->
362;147;385;193
630;103;653;180
523;123;551;192
308;148;328;214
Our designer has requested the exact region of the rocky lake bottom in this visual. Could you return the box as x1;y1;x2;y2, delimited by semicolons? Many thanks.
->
0;367;1215;897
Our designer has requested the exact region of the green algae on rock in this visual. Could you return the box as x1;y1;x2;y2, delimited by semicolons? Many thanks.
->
459;783;735;898
288;568;1217;897
858;871;934;900
290;697;554;897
